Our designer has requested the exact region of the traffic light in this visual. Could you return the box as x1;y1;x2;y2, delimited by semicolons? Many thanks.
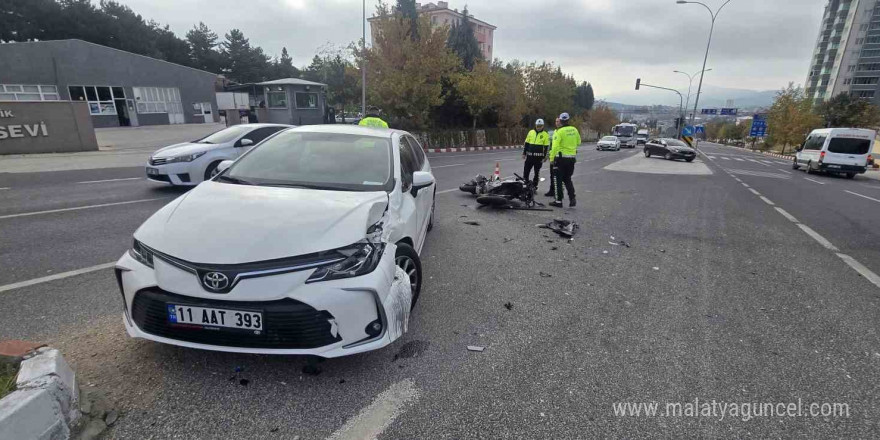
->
635;78;641;90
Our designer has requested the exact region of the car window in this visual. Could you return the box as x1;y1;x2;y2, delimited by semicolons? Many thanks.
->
601;136;616;141
195;125;254;144
804;135;824;150
224;131;392;191
404;136;426;170
243;127;285;145
665;140;687;147
827;137;871;154
398;137;416;190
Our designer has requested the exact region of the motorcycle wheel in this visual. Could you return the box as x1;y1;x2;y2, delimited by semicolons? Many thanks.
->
476;195;511;207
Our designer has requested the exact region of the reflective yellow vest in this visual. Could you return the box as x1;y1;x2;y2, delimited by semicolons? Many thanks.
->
549;125;582;162
523;129;550;157
359;117;389;128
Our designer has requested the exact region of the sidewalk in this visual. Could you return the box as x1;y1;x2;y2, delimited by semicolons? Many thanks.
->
0;123;223;174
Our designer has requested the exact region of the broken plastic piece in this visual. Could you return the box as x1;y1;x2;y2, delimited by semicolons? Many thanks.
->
539;272;552;278
539;219;579;238
467;346;485;352
504;302;513;310
463;221;481;226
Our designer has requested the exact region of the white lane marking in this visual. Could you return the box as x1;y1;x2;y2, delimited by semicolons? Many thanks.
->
0;198;168;220
721;157;731;160
706;155;716;160
804;177;825;185
748;188;761;196
0;187;9;191
76;177;143;184
759;196;775;206
836;254;880;289
797;224;839;251
775;207;799;223
734;158;745;162
0;262;115;294
437;188;459;194
728;169;790;179
430;163;466;169
327;379;419;440
844;190;880;204
776;169;792;174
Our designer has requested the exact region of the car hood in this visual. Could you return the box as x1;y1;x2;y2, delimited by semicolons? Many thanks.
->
135;181;389;264
152;142;214;158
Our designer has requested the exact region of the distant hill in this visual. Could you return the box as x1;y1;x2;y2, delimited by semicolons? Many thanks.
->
600;85;777;109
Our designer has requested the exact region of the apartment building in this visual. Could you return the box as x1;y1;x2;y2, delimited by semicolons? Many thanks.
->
806;0;880;104
369;1;496;61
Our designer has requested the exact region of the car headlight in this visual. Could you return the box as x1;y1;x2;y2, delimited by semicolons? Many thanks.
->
167;152;206;163
306;222;386;283
129;239;154;268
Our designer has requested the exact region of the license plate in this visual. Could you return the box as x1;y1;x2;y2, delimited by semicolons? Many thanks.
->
146;167;159;176
167;304;263;331
827;165;841;169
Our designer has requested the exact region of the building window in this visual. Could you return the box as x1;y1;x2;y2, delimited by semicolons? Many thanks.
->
867;36;880;43
853;76;879;84
853;90;875;98
267;91;288;108
0;84;60;101
295;92;318;109
132;87;182;115
849;64;857;72
844;78;853;84
862;49;880;57
858;62;880;70
68;86;120;115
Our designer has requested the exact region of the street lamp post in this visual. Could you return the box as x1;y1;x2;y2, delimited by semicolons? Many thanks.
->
635;79;685;140
676;0;733;145
673;68;712;122
362;0;367;118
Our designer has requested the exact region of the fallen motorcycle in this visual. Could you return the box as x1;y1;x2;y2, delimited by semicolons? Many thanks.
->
460;174;547;210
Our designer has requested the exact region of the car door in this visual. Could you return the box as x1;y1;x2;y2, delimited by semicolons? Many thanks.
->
800;134;824;165
403;135;433;251
825;135;871;167
395;134;423;252
646;139;658;154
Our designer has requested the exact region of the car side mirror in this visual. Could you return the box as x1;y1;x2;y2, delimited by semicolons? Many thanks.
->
238;138;254;148
216;160;234;175
411;171;435;197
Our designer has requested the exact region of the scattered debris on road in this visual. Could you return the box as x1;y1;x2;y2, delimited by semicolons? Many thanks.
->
652;267;660;271
503;238;514;243
602;250;609;254
504;302;513;310
539;272;552;278
467;346;485;352
463;221;481;226
539;219;579;238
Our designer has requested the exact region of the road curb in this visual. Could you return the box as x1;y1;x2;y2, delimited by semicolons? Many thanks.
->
426;145;519;153
0;348;79;440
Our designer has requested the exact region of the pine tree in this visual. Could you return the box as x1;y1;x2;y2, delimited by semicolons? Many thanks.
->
220;29;270;83
395;0;419;41
446;6;482;71
273;47;300;78
186;22;220;72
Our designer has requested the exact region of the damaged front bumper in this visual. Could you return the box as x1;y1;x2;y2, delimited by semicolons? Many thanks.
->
115;244;412;358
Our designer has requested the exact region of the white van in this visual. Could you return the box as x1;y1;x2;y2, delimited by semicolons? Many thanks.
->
794;128;876;178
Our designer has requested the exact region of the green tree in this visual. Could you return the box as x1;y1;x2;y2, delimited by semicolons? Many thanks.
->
220;29;271;83
187;22;221;73
523;62;577;123
767;83;822;154
817;92;880;128
446;6;482;71
272;47;300;78
455;61;498;128
574;82;595;114
364;12;460;128
492;60;528;127
395;0;420;41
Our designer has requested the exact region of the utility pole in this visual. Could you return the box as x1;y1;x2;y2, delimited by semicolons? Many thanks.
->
362;0;367;118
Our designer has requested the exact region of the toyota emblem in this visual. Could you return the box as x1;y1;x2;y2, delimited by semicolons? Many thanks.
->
203;272;229;291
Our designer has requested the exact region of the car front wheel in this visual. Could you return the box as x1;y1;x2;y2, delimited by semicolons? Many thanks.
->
792;158;799;170
395;243;422;309
204;161;223;180
644;149;651;158
665;152;672;160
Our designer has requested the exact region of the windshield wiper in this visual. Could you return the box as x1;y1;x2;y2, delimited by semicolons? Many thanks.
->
215;175;253;185
258;183;333;190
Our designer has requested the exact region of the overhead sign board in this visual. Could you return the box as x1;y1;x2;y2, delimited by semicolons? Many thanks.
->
720;108;738;116
701;108;718;115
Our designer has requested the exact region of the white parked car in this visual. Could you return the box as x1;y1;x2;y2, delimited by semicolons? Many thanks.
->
597;135;621;151
794;128;876;179
146;124;293;186
117;125;436;357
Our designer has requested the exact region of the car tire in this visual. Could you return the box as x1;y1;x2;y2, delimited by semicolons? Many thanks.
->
845;172;856;179
686;158;694;163
665;152;672;160
204;161;223;181
395;243;422;309
792;158;799;170
644;149;651;158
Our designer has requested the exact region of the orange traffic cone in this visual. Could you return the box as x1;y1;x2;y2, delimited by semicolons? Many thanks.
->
493;162;501;181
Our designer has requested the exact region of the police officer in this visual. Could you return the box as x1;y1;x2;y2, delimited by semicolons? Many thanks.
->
544;117;562;197
548;112;581;208
359;107;389;128
522;119;550;187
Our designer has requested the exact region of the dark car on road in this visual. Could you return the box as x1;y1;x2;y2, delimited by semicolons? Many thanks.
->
644;138;696;162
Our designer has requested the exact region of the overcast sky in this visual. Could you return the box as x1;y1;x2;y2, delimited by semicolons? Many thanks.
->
120;0;826;103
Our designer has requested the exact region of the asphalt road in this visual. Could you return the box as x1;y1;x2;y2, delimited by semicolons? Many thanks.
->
1;142;879;439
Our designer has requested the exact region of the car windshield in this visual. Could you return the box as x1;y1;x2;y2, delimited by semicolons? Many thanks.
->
196;126;254;144
613;126;635;136
827;137;871;155
601;136;617;141
223;131;392;191
664;139;688;147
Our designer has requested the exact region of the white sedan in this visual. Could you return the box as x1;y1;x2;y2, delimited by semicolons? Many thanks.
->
146;123;293;186
117;125;436;357
596;136;621;151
